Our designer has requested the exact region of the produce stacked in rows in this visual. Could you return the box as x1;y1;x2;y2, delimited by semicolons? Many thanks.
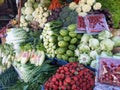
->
20;0;51;29
75;30;120;68
56;24;81;62
20;0;38;27
44;62;95;90
42;20;63;58
0;44;15;74
32;5;50;28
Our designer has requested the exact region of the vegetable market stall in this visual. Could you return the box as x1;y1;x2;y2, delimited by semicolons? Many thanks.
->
0;0;120;90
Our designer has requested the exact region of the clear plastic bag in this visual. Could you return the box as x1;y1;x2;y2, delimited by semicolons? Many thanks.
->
76;16;86;33
96;57;120;88
85;14;109;34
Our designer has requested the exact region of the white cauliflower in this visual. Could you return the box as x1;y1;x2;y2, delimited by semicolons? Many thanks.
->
78;12;87;17
42;17;47;23
82;4;91;12
76;6;82;13
79;0;86;4
25;7;34;15
86;0;96;6
69;2;78;10
20;15;26;23
93;2;102;10
78;2;85;7
43;12;49;17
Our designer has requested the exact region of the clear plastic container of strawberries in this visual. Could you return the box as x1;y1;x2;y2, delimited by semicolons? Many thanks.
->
97;57;120;87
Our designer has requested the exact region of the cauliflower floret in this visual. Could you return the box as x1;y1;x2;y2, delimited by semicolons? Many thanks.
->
25;7;34;15
20;15;26;23
76;6;82;13
25;15;33;21
42;17;47;23
78;12;87;17
86;0;96;6
43;12;49;17
82;4;91;12
69;2;78;10
93;2;102;10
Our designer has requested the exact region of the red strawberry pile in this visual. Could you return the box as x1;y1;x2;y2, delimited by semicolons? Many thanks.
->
44;62;95;90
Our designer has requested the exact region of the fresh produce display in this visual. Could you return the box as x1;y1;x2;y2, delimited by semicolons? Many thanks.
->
32;5;50;28
42;20;63;58
1;0;120;89
20;0;37;27
20;0;51;29
44;62;95;90
97;57;120;87
0;44;15;74
75;30;120;68
57;6;78;27
56;24;81;62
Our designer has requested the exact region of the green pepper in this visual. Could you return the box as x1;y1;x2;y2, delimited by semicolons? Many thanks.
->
63;36;71;42
57;35;63;41
58;41;68;47
68;57;77;62
70;38;77;44
68;45;76;50
62;54;69;60
60;29;69;36
68;24;76;31
66;50;74;56
57;48;66;54
69;31;77;38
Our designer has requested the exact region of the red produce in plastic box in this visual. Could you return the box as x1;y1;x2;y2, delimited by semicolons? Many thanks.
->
98;57;120;86
76;16;86;33
85;14;109;34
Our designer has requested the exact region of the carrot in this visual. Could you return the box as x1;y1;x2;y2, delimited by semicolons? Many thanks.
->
49;0;62;10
